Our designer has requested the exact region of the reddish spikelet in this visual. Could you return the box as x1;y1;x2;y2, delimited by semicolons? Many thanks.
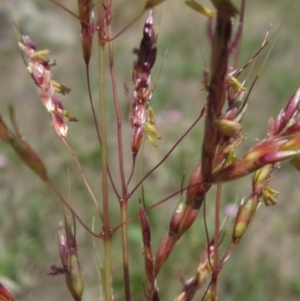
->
155;166;211;272
225;87;300;215
155;201;187;274
0;113;48;181
208;130;300;184
169;200;185;232
78;0;94;64
155;233;176;275
52;114;69;138
230;90;300;244
177;206;200;240
139;202;159;299
58;222;69;268
155;189;194;272
174;167;211;237
17;29;77;137
281;121;300;137
0;283;15;301
272;88;300;135
259;150;299;165
128;10;161;156
184;165;211;210
229;89;300;243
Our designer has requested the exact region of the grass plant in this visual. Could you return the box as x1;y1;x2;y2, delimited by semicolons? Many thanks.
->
1;0;300;300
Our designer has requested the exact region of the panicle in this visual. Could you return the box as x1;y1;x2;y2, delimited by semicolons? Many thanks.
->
208;128;300;184
128;10;161;156
225;91;300;215
17;30;77;138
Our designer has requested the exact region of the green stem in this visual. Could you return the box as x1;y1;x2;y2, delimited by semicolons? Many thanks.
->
98;4;112;300
211;184;222;301
120;199;131;300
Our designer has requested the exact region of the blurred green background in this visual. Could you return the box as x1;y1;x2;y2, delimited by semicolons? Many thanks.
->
1;0;300;300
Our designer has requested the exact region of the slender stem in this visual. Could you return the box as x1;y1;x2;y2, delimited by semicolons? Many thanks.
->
107;15;131;301
211;184;222;301
130;108;205;196
49;0;83;23
61;137;102;220
107;21;127;196
98;3;112;300
120;199;131;300
85;64;120;198
107;9;145;42
219;243;237;271
233;0;245;70
113;179;208;234
47;180;101;237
